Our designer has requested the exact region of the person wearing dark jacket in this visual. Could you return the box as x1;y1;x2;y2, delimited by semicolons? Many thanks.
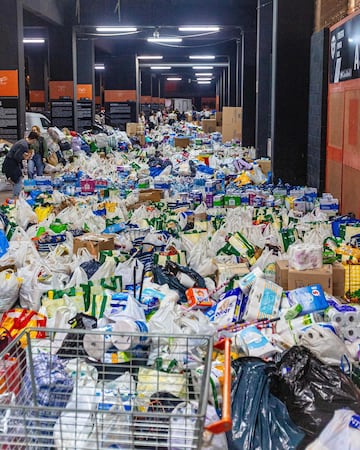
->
28;125;48;178
2;132;37;198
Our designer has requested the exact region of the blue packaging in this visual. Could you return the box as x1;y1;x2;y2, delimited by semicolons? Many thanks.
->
286;284;329;316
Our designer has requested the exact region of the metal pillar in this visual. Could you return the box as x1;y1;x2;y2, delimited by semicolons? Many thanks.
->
135;55;140;120
72;28;78;131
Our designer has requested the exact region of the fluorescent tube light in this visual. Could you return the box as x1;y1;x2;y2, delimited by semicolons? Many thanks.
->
197;81;211;84
189;55;215;59
195;73;213;76
147;37;182;43
167;77;182;81
96;27;137;32
196;78;212;81
137;56;163;59
150;66;172;70
179;26;220;32
95;64;105;70
192;66;214;70
23;38;45;44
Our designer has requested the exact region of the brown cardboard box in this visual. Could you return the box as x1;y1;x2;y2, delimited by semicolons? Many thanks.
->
73;234;115;258
222;107;242;142
202;119;217;134
174;137;190;148
137;133;145;146
332;261;345;297
275;260;289;290
126;122;138;136
215;111;222;126
139;189;163;203
215;126;222;133
288;265;333;294
256;159;272;175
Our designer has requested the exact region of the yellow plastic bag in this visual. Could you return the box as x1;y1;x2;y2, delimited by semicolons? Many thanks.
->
35;205;53;222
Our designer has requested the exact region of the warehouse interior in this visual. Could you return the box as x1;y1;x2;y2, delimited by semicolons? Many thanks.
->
1;1;360;211
0;2;360;449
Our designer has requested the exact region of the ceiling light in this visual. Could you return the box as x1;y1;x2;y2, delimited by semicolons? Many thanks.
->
137;56;163;60
23;38;45;44
147;37;182;43
195;73;213;76
151;66;172;70
189;55;215;59
192;66;214;70
96;27;137;32
198;81;211;84
179;26;220;32
196;78;212;81
95;64;105;70
167;77;182;81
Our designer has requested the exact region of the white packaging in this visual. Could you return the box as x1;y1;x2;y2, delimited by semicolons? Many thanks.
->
244;278;283;321
288;243;323;270
238;267;264;294
235;325;277;358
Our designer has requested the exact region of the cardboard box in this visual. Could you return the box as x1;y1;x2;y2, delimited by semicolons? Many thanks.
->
275;260;289;291
126;122;138;136
215;111;222;126
288;264;333;294
139;189;163;203
256;159;272;175
215;126;222;133
73;234;115;258
137;134;145;146
222;107;242;143
174;137;190;148
332;261;345;297
222;106;242;122
202;119;217;134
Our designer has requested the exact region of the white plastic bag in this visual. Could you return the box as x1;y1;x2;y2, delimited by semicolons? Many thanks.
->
0;270;21;312
90;257;116;281
306;409;360;450
18;264;66;311
299;324;352;365
15;196;38;229
114;258;144;287
54;360;98;450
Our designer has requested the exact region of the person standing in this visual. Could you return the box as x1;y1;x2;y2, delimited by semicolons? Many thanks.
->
2;132;37;199
27;125;48;178
148;111;157;130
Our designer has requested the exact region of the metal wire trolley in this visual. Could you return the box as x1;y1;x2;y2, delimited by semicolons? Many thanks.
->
0;327;231;449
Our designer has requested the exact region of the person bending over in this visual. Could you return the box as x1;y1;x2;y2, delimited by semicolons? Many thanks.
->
2;132;37;199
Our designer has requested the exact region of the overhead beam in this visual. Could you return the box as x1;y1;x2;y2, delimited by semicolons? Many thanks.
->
139;62;228;68
23;0;65;26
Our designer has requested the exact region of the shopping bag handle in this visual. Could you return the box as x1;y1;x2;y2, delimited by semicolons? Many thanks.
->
205;338;232;434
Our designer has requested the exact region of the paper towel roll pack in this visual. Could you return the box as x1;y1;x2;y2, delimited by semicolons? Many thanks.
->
83;326;113;361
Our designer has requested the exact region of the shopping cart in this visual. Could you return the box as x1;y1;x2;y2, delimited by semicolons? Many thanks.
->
0;327;231;449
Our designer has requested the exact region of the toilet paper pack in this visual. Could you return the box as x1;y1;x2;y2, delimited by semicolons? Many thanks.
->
244;278;283;321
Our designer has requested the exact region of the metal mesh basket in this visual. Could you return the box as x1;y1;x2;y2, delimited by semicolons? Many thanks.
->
0;327;215;449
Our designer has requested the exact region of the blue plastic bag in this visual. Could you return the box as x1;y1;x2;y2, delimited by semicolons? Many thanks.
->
0;230;8;257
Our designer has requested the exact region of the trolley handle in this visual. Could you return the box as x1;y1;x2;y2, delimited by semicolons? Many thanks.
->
205;338;232;434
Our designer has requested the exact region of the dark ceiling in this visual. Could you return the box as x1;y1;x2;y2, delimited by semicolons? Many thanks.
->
23;0;258;97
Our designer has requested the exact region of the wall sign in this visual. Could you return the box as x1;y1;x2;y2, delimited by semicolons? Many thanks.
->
0;98;18;142
51;100;74;129
330;13;360;83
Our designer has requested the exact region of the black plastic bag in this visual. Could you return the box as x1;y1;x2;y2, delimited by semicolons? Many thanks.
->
229;357;304;450
152;262;206;302
57;313;97;359
271;346;360;440
152;264;189;302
